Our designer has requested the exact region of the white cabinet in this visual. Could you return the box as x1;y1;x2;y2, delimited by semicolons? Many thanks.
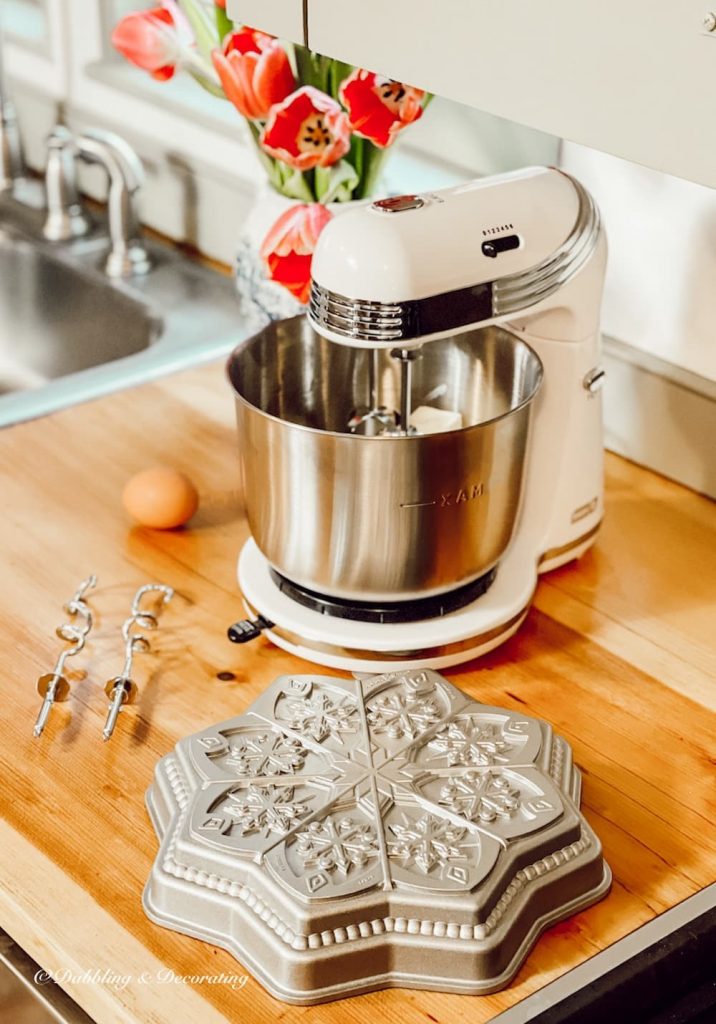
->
225;0;305;45
228;0;716;189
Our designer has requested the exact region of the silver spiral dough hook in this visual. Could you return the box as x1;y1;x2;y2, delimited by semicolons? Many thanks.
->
102;583;174;741
33;574;98;738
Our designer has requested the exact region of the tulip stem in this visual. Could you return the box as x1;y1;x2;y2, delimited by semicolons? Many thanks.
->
294;46;332;94
215;4;233;43
329;60;353;101
176;0;219;58
183;50;222;95
246;120;285;193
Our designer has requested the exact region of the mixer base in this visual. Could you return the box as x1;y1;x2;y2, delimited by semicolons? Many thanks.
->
237;539;538;672
246;612;528;671
267;566;498;625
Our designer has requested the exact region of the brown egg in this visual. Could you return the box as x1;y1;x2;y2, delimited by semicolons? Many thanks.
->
122;466;199;529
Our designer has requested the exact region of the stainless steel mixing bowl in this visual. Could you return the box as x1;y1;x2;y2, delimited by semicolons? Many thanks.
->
227;316;543;603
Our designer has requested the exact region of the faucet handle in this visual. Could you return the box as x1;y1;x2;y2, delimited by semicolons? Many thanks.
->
43;126;91;241
74;128;151;278
76;128;146;194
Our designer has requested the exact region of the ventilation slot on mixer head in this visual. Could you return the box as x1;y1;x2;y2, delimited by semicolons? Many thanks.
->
309;289;407;343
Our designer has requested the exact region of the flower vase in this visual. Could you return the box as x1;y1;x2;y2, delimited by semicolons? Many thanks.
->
234;184;370;329
234;184;306;328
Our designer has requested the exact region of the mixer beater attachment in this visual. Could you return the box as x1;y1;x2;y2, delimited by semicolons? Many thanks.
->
392;346;420;435
33;574;97;737
347;346;420;436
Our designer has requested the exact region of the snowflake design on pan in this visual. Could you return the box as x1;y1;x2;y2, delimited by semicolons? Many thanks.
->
294;816;379;876
149;673;608;999
279;691;359;743
439;771;521;823
221;732;307;777
428;719;513;767
367;682;441;740
387;813;469;874
222;784;312;836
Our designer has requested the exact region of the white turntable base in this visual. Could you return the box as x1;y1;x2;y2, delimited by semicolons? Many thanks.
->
238;537;547;672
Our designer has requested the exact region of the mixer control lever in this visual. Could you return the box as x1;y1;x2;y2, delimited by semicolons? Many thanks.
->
481;234;520;258
228;615;274;644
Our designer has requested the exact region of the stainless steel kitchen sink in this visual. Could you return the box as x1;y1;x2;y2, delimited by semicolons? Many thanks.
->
0;227;159;392
0;183;251;427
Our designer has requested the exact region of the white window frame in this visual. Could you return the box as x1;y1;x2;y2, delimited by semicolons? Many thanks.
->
64;0;262;185
3;0;67;97
3;0;268;260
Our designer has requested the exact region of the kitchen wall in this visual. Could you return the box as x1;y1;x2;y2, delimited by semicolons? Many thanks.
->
561;143;716;497
562;144;716;384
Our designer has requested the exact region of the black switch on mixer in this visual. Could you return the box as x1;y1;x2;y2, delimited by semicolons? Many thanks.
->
482;234;521;258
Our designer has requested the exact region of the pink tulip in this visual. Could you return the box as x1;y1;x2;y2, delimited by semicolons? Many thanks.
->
212;27;296;121
111;2;191;81
261;86;351;172
260;203;333;304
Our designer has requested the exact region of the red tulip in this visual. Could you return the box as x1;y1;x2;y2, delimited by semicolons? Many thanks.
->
340;70;425;147
111;3;190;82
261;86;351;171
260;203;333;304
212;28;295;121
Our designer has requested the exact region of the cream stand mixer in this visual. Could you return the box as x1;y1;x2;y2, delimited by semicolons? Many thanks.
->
227;166;606;671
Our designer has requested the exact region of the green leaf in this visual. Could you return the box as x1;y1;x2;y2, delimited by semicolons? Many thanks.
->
329;60;354;100
348;135;364;182
177;0;219;58
294;46;314;88
293;46;332;92
247;119;263;143
261;156;284;192
317;54;333;93
314;160;359;204
276;165;316;202
245;121;284;189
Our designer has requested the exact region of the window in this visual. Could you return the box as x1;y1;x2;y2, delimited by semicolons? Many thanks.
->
3;0;47;51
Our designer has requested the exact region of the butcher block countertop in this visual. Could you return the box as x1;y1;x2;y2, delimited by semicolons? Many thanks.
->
0;360;714;1024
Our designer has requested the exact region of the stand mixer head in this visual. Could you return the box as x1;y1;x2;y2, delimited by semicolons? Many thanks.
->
308;166;601;347
308;166;601;437
228;166;607;670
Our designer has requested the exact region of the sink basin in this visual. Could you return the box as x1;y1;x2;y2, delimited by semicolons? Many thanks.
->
0;185;254;426
0;229;159;393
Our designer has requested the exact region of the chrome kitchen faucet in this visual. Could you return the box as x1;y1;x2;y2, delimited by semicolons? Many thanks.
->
43;126;152;278
1;25;150;278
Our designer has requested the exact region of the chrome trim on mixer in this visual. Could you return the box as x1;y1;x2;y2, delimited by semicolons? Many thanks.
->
492;173;600;317
308;172;600;343
244;599;533;662
308;291;407;342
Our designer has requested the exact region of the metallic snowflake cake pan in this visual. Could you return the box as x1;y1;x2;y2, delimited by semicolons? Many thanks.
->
143;670;611;1003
